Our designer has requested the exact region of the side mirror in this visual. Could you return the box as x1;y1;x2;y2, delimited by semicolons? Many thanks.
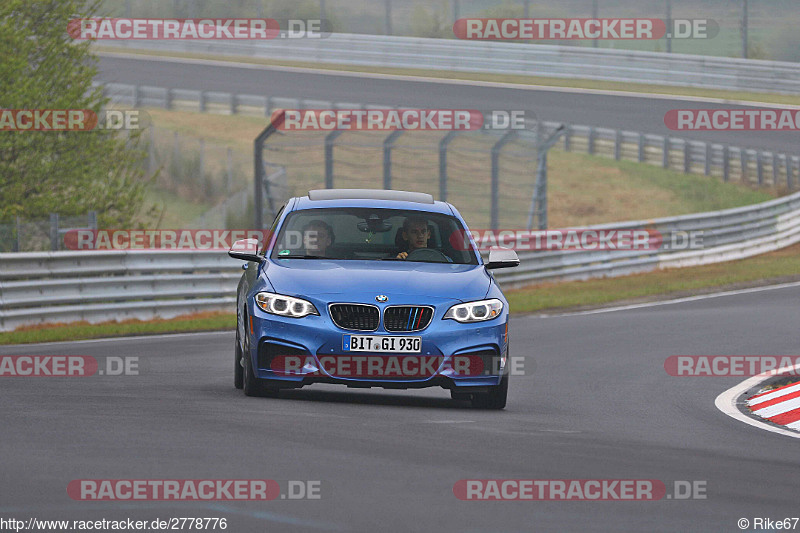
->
485;247;520;269
228;238;263;263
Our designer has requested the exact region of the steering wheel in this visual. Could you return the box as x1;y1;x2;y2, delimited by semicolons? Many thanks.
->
405;248;450;263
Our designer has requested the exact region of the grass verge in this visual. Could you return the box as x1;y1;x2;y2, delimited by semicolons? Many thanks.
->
2;243;799;345
507;242;800;313
0;311;235;346
96;46;800;107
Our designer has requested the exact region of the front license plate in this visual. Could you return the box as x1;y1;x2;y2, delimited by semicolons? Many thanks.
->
343;335;421;353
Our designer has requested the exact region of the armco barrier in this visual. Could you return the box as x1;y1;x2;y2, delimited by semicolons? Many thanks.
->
2;190;800;331
96;34;800;95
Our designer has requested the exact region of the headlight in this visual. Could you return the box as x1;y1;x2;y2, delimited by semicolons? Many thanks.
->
255;292;319;318
443;299;503;323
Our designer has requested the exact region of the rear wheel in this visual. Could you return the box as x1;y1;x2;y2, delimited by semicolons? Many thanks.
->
471;374;508;410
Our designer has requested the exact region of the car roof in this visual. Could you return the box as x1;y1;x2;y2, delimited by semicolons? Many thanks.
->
291;189;454;215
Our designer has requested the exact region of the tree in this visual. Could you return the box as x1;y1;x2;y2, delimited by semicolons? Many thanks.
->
0;0;152;226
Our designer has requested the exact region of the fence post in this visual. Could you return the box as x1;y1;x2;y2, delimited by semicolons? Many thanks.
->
199;91;206;112
384;0;392;35
88;211;98;230
49;213;59;251
722;145;729;182
637;132;645;162
662;137;669;169
704;143;711;176
439;131;459;202
563;125;571;151
148;125;157;174
166;88;173;110
324;130;344;189
587;127;595;155
173;131;180;167
756;151;763;185
227;148;233;194
683;141;690;174
773;152;779;186
230;93;237;115
740;149;747;182
528;125;566;231
199;139;205;179
614;129;621;160
383;130;403;190
13;216;20;252
491;131;517;230
788;156;795;190
133;84;140;107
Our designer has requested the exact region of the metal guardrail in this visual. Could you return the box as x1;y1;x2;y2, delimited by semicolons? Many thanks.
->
97;34;800;95
101;82;799;190
2;190;800;330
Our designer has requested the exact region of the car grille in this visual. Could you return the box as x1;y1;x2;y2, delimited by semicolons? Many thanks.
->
383;306;434;332
329;304;380;331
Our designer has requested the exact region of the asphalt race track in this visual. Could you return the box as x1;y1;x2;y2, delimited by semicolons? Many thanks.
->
2;285;799;532
97;54;799;154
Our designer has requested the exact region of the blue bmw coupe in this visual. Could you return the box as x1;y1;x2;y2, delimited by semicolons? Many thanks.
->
228;189;519;409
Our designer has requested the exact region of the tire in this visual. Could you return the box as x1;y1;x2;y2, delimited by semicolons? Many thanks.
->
234;328;244;390
450;390;472;401
471;374;508;410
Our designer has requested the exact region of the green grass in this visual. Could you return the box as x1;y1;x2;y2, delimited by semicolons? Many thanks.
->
506;242;800;313
96;46;800;107
0;312;236;345
142;188;211;228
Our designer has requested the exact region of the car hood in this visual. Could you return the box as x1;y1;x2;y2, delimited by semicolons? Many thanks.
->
264;259;491;302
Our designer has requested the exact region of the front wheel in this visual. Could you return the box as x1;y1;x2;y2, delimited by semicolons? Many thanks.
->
471;374;508;410
234;328;244;389
242;318;279;398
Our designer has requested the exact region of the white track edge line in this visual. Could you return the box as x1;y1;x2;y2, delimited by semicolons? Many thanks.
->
535;280;800;318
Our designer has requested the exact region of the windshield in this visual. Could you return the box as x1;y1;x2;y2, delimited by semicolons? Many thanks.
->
269;208;478;265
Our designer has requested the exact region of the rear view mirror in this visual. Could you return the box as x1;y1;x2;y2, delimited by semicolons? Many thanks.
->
485;247;520;269
228;238;263;262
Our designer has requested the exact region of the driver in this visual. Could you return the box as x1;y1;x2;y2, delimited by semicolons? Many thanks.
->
396;216;430;259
